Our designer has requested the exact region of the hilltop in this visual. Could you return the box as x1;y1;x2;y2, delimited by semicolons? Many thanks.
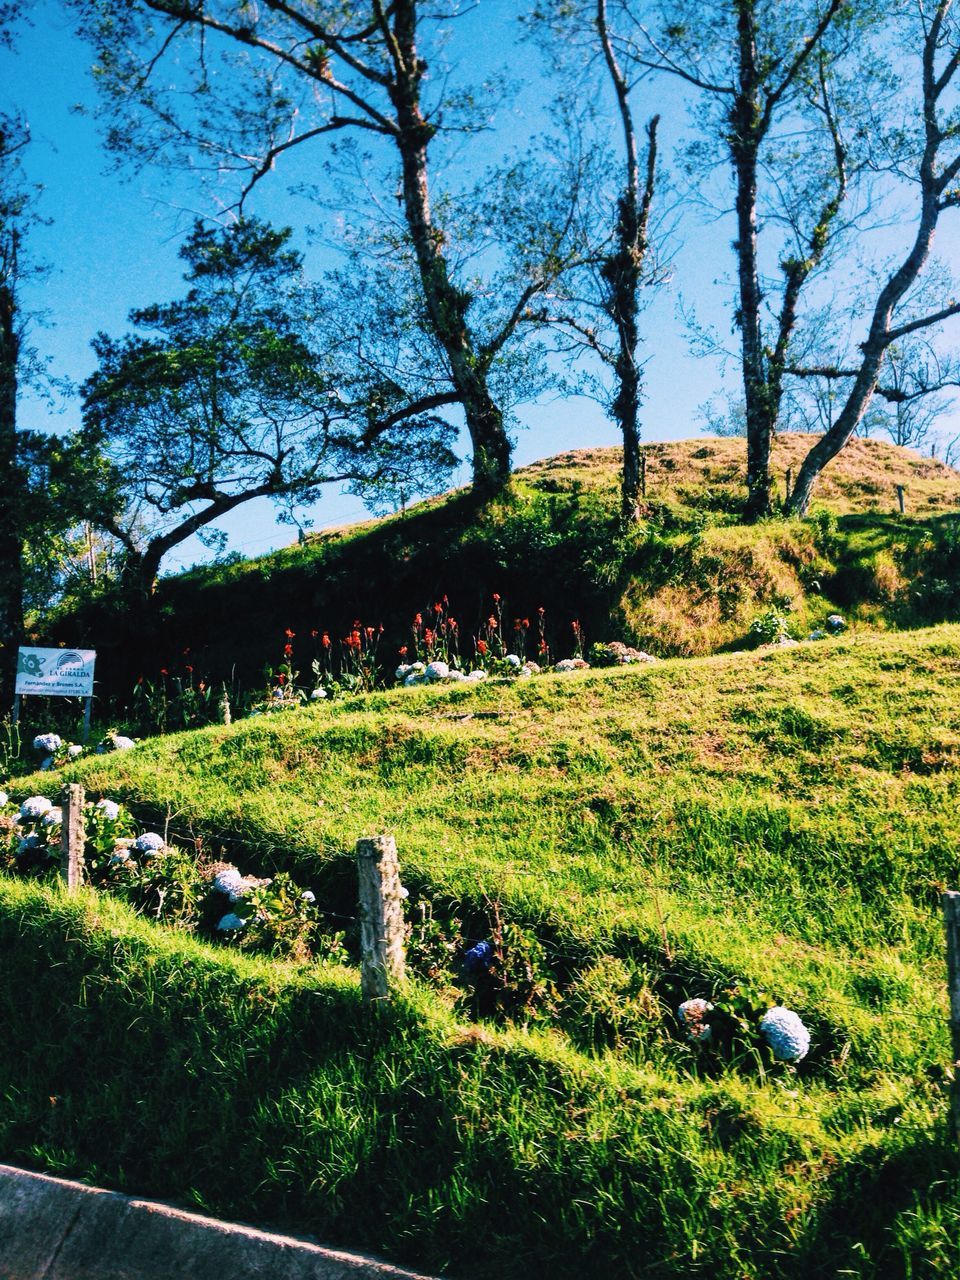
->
48;433;960;708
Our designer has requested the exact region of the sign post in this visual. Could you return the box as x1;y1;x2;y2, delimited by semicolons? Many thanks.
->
13;648;97;742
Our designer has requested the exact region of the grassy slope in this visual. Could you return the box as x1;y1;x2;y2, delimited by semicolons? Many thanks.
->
50;435;960;701
4;623;960;1275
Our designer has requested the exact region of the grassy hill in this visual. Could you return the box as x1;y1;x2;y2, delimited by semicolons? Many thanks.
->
48;434;960;713
2;622;959;1276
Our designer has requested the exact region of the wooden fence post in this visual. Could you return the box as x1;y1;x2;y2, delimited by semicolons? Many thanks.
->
60;783;85;892
896;484;905;514
356;835;406;1001
944;892;960;1145
640;452;647;499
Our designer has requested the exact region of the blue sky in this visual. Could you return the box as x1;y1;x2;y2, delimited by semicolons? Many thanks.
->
4;1;956;574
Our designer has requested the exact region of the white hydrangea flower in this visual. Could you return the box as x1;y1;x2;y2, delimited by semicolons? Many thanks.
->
109;850;131;866
20;796;52;821
760;1006;810;1061
310;687;327;700
0;791;8;807
463;670;487;682
67;744;84;759
677;998;714;1043
395;663;413;680
404;672;426;687
301;890;316;903
425;661;450;681
96;799;120;821
42;808;62;827
504;654;521;668
33;733;62;754
131;832;165;856
216;913;247;932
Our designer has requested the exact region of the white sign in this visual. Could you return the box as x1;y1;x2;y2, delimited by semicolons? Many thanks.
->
15;648;96;698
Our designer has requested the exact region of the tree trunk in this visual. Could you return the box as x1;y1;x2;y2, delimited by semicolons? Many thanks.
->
390;0;511;495
731;1;773;521
787;168;944;515
0;280;23;698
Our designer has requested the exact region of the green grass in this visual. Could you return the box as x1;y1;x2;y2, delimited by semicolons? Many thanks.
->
4;624;960;1275
44;435;960;714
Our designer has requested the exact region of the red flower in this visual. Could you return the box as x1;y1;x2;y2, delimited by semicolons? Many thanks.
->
571;620;581;633
522;618;530;628
311;629;319;638
414;612;423;626
399;645;408;657
488;615;498;628
321;632;331;648
136;676;143;685
492;593;501;603
185;664;194;673
366;626;375;641
284;643;294;658
477;639;488;655
160;668;169;676
424;628;434;645
285;628;295;639
277;673;286;684
538;606;545;615
434;601;443;613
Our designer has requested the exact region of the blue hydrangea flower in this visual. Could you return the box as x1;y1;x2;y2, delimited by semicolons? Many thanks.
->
131;832;165;856
17;834;43;856
216;913;247;933
463;940;494;976
212;867;247;900
96;799;120;822
20;796;52;821
826;615;846;634
33;733;62;754
760;1006;811;1061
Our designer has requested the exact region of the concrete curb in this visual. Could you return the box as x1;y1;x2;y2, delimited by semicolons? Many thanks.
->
0;1163;441;1280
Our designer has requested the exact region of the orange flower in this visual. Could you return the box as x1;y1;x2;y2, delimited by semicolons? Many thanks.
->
477;639;488;655
285;628;295;639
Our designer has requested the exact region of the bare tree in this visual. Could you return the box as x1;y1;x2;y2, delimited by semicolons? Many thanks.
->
626;0;862;517
525;0;665;523
785;1;960;512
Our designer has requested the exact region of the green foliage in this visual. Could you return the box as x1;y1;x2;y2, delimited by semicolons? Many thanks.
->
748;606;795;646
